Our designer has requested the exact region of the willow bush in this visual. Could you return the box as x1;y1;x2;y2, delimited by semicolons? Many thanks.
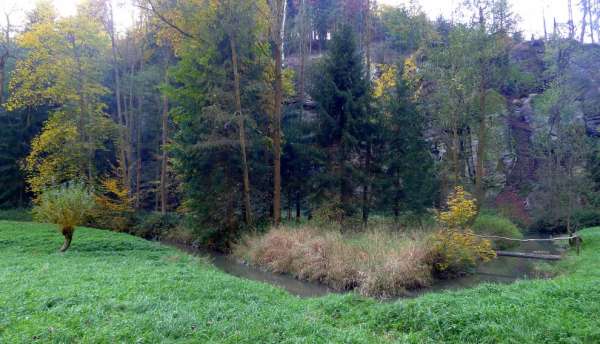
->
32;182;95;251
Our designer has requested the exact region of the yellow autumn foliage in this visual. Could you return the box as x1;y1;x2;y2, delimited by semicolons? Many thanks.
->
429;186;495;275
373;64;397;99
92;178;134;231
436;186;478;229
428;228;496;274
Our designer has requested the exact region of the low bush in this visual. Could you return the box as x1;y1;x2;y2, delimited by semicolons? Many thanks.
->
163;226;196;245
0;208;32;222
530;208;600;234
234;226;433;298
571;208;600;229
426;229;496;277
472;214;523;249
132;212;182;240
90;179;135;232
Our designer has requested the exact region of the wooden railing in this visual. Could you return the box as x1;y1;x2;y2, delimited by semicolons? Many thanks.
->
474;233;582;260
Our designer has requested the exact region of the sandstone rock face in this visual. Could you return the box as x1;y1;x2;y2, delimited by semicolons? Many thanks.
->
496;41;600;223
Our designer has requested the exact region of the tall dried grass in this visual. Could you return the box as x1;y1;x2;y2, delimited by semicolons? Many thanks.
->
233;225;433;298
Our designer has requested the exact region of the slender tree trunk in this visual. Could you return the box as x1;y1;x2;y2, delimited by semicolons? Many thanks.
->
230;35;252;225
298;0;306;108
271;0;285;226
361;0;372;226
475;8;487;203
295;191;301;221
136;57;144;209
362;144;371;224
452;123;460;186
581;6;588;43
589;0;596;43
108;6;129;189
0;13;11;105
60;226;74;252
475;81;487;203
70;37;93;180
365;0;371;82
160;78;168;215
0;57;5;105
287;189;292;221
127;53;136;193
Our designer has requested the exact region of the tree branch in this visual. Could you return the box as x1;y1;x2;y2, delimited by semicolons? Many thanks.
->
138;0;196;40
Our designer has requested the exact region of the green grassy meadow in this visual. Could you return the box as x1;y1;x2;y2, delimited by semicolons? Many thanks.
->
1;221;600;343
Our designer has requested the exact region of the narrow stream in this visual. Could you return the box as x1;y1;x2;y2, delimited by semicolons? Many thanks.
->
163;234;561;299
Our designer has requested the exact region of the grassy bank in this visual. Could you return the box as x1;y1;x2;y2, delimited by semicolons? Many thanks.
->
1;221;599;343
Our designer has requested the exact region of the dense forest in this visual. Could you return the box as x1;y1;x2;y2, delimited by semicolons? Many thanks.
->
3;1;600;340
1;0;600;247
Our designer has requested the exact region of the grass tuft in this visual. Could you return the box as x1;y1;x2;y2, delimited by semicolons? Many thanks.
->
234;225;433;298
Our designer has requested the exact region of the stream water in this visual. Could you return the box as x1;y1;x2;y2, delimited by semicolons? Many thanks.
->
164;234;562;299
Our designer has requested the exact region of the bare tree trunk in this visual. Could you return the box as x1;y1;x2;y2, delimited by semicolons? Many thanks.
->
475;81;487;203
127;50;136;194
475;8;487;203
272;0;285;226
0;57;5;105
60;226;74;252
543;9;548;41
298;0;306;108
136;57;144;209
452;123;460;186
230;35;252;225
581;4;588;43
589;0;596;43
295;191;301;221
107;4;129;189
160;72;168;215
361;0;372;225
0;13;11;105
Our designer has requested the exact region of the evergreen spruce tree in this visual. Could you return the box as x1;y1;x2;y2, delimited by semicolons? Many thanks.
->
312;24;369;219
380;64;437;219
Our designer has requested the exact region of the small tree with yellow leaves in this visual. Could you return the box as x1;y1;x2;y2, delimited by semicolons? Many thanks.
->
429;186;495;275
92;178;134;231
436;186;478;229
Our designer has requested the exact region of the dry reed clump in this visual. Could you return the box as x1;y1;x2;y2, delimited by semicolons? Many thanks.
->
233;226;434;298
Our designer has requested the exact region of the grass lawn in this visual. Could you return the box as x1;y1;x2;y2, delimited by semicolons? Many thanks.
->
1;221;600;343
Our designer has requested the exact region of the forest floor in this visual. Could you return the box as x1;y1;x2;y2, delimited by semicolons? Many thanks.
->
1;221;600;343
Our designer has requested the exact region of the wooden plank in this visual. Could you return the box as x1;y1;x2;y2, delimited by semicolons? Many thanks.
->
495;251;562;260
474;234;579;242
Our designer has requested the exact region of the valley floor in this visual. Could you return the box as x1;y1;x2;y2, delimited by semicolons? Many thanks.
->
1;221;599;343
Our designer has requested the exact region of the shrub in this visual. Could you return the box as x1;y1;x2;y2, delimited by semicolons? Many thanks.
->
436;186;477;229
530;208;600;234
427;229;496;277
571;208;600;230
0;208;33;222
472;214;523;249
91;178;134;232
32;182;95;251
132;212;182;240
